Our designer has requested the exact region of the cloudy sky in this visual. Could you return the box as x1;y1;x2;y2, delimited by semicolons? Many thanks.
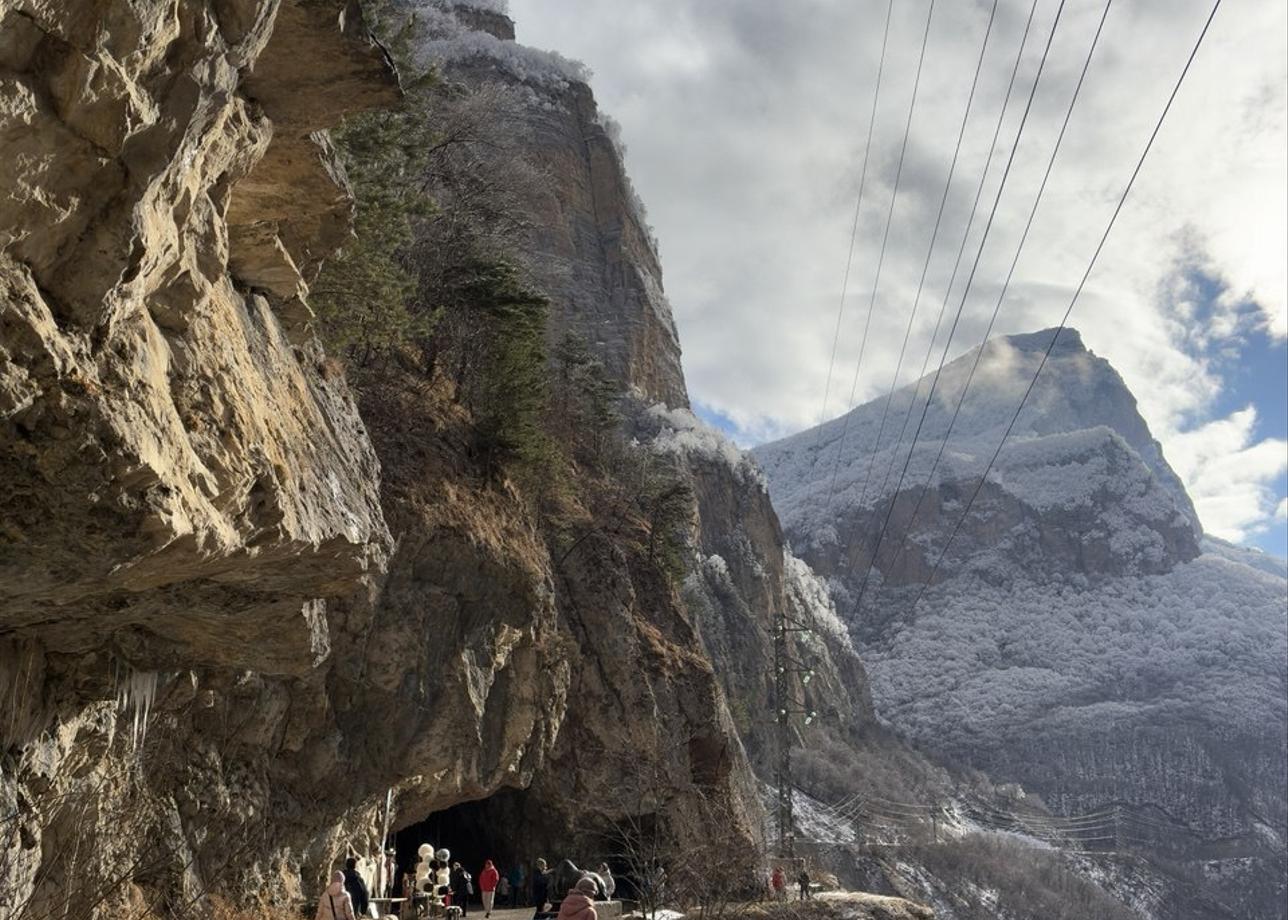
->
508;0;1287;556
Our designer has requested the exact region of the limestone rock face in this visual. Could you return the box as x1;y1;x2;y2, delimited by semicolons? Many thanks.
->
324;385;572;852
0;0;397;670
513;77;689;410
2;2;920;917
415;1;689;410
0;0;401;914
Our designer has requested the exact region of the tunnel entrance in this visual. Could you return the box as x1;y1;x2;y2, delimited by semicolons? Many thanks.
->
392;788;636;904
395;788;534;881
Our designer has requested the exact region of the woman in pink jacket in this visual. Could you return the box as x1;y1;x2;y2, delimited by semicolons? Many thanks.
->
479;860;501;917
315;871;358;920
555;877;599;920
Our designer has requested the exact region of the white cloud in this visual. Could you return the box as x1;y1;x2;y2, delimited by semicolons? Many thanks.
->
1165;407;1288;541
509;0;1287;543
1275;498;1288;523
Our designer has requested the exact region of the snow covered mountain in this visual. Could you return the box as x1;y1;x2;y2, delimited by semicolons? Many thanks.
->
753;327;1288;920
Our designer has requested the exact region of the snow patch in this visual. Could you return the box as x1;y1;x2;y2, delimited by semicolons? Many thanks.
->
864;552;1287;751
784;552;853;648
413;3;589;90
448;0;509;13
647;404;767;489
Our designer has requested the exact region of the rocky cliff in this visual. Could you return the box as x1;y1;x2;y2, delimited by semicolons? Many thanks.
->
394;0;875;864
413;0;688;410
1;0;403;914
0;2;879;916
754;328;1288;920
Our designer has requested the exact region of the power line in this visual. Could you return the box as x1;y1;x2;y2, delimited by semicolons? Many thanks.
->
824;0;939;509
845;0;1071;606
802;785;1206;859
875;0;1116;590
813;0;896;452
867;0;1042;525
846;0;1000;546
902;0;1223;620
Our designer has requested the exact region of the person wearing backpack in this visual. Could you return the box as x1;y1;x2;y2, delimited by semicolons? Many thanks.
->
451;861;473;916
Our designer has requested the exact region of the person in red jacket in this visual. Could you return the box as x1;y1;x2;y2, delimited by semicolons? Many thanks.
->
770;866;786;902
479;860;501;918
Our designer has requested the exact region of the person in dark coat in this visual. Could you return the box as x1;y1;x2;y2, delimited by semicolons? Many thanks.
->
531;858;551;916
342;857;370;917
451;861;473;916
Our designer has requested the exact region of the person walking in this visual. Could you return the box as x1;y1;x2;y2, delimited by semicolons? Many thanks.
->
479;860;500;918
451;861;473;917
594;864;615;900
531;859;550;914
797;868;811;901
316;871;358;920
342;857;370;917
770;866;786;902
555;877;599;920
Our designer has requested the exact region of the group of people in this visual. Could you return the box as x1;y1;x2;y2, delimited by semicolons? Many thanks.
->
768;866;812;902
528;858;619;918
316;851;619;920
316;858;375;920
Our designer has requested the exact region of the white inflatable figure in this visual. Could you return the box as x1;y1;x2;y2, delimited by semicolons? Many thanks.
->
434;850;451;907
415;843;434;891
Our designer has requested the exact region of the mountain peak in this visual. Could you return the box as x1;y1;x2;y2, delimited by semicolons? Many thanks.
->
753;326;1202;557
1001;326;1085;355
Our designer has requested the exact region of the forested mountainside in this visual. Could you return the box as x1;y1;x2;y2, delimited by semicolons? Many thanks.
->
754;327;1288;920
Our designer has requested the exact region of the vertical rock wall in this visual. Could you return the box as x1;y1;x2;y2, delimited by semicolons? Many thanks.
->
0;1;400;914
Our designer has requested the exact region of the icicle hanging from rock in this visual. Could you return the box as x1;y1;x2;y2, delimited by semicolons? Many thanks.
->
114;664;159;752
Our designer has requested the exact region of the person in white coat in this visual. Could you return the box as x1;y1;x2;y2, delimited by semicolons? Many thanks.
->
595;865;615;900
316;871;357;920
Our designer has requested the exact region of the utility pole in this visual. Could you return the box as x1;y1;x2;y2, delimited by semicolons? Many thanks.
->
772;610;818;862
773;614;794;860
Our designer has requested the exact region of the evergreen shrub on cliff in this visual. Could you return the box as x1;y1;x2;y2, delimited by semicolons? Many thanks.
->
314;13;554;475
312;10;438;371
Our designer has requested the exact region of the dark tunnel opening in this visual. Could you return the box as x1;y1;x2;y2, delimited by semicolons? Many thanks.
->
395;790;527;886
392;788;643;907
